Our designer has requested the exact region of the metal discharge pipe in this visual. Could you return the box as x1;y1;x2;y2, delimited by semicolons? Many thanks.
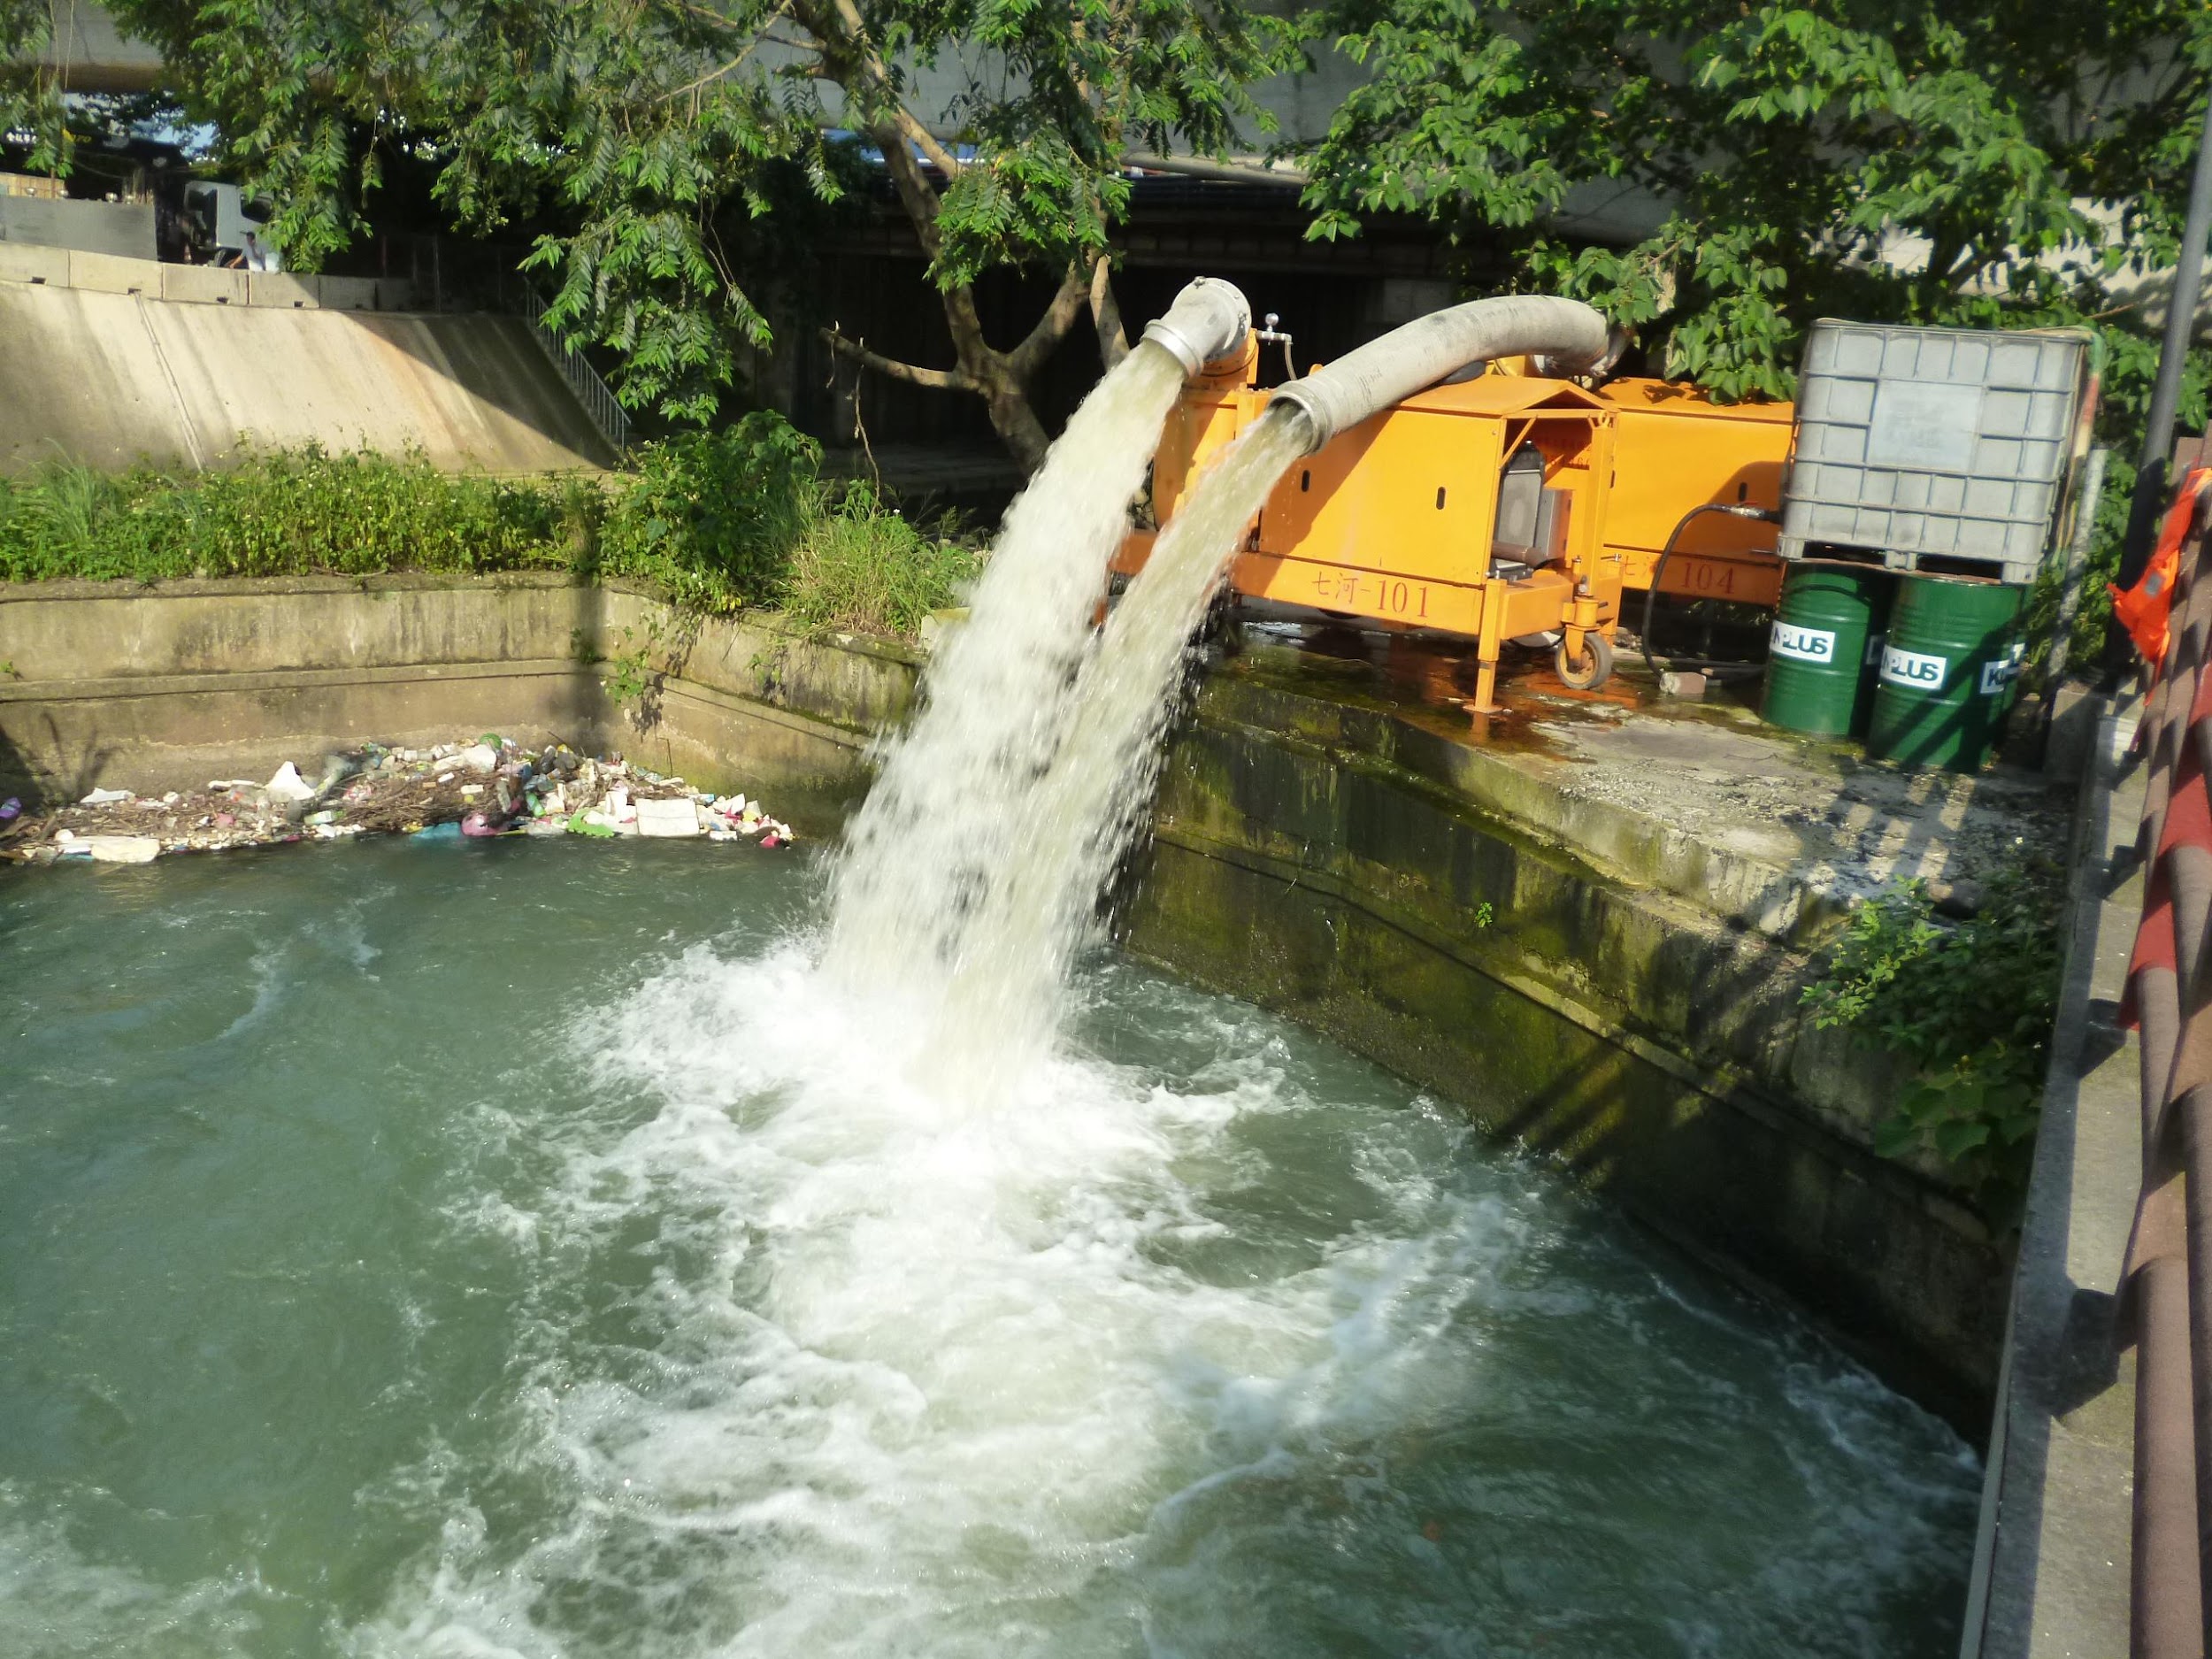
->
1141;277;1255;377
1269;295;1609;452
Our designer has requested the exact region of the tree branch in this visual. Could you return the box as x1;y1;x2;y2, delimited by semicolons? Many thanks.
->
871;119;948;259
893;108;964;180
657;0;793;103
1087;252;1129;369
1009;260;1093;380
820;326;975;392
787;0;960;257
817;0;963;177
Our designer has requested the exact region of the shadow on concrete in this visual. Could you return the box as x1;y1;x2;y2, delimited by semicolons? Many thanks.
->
367;311;618;470
0;708;118;814
2080;997;2130;1073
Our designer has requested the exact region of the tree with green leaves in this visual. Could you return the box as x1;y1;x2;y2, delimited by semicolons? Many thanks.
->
1299;0;2212;404
59;0;1288;468
2;1;93;175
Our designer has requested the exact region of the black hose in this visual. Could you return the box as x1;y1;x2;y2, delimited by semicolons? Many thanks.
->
1637;503;1780;682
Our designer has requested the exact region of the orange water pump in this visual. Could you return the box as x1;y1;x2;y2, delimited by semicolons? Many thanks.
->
1113;332;1793;712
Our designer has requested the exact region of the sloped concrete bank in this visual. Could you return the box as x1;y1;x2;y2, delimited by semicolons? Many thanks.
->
0;255;612;475
1117;657;2019;1424
0;573;913;832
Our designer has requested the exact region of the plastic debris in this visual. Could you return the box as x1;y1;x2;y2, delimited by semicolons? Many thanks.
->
3;732;798;867
264;762;316;803
636;797;702;839
81;835;161;864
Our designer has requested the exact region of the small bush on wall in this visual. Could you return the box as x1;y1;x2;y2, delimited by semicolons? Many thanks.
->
595;414;820;611
780;482;981;641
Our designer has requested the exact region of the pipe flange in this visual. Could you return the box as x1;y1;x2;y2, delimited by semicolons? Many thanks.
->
1141;276;1254;377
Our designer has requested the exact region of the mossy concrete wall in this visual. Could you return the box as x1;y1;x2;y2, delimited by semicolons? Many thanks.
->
0;573;913;832
1118;668;2009;1422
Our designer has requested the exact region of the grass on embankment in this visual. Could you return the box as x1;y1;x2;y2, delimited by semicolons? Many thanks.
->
0;414;980;642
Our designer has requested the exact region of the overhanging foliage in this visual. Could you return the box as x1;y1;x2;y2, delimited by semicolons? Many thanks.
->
1299;0;2212;402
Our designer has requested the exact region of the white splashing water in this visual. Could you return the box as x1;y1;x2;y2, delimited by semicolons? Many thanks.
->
822;344;1321;1104
337;940;1976;1659
0;846;1978;1659
924;406;1313;1098
821;340;1190;1008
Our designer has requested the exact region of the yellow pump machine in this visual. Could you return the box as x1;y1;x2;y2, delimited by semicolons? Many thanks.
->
1115;330;1795;713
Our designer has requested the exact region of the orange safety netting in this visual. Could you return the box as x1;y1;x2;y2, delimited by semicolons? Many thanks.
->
2112;467;2212;668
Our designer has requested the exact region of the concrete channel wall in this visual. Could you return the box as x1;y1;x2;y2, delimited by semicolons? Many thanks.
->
1955;708;2140;1659
0;574;913;831
0;574;2008;1420
0;197;156;259
1119;668;2012;1423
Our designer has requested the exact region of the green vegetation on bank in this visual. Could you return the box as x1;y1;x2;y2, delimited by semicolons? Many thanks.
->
0;415;978;641
1802;857;2066;1220
778;483;980;640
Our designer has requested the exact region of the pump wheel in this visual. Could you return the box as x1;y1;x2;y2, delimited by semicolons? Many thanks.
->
1555;631;1615;691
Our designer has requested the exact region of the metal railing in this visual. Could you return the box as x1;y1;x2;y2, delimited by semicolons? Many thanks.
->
2121;474;2212;1656
513;280;632;458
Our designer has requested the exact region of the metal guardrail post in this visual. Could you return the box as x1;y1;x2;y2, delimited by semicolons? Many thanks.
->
2122;483;2212;1656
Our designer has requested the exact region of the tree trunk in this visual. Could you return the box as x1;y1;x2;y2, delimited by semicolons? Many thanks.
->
1090;256;1130;371
974;353;1055;473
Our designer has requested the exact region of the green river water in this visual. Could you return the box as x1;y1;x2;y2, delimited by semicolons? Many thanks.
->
1;840;1978;1656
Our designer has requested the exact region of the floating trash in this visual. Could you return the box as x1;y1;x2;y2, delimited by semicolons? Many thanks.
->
264;762;316;803
635;798;702;839
0;733;797;867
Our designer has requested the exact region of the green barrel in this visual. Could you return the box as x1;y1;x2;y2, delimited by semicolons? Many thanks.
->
1865;576;2024;771
1763;566;1888;736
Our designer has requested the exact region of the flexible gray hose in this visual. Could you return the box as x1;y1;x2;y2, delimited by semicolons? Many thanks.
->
1270;295;1609;453
1141;277;1254;377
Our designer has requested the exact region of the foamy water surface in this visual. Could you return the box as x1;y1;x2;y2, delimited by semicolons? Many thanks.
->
1;843;1978;1657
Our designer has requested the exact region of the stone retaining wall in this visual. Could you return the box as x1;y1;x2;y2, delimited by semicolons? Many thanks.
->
0;241;411;311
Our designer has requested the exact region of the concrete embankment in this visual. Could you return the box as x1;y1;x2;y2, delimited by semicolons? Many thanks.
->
0;574;911;832
1115;654;2032;1422
0;580;2053;1418
0;252;612;474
